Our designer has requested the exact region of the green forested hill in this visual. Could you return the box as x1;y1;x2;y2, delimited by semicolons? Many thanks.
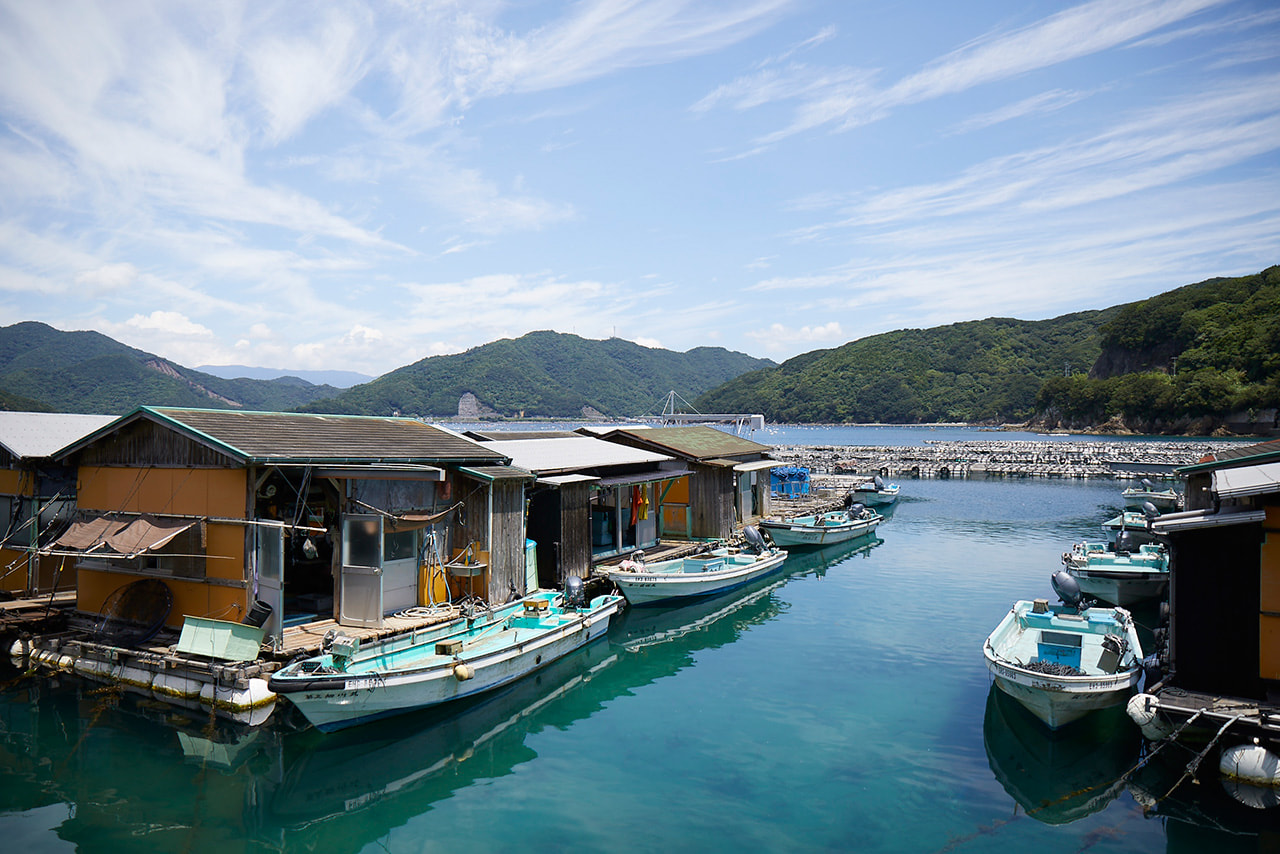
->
696;311;1115;424
697;266;1279;429
0;322;343;414
302;331;775;418
1035;266;1280;430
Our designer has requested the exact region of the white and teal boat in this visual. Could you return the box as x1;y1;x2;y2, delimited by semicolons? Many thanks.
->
851;476;900;507
758;505;883;548
1062;538;1169;606
1121;479;1179;512
599;527;789;607
983;584;1143;729
268;586;623;732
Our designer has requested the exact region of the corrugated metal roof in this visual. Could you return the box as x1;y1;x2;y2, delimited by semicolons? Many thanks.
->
67;407;509;465
465;430;582;441
1153;506;1268;532
458;465;536;482
605;425;772;461
1178;439;1280;473
0;412;116;459
483;436;672;474
1212;460;1280;498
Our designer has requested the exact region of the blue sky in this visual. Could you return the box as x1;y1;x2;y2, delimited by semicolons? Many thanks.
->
1;0;1277;378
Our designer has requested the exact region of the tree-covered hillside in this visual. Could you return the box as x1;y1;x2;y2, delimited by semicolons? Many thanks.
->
302;331;775;418
0;322;343;414
696;311;1114;424
1035;266;1280;431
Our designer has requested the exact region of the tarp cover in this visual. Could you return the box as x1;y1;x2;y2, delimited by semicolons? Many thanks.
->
55;514;198;556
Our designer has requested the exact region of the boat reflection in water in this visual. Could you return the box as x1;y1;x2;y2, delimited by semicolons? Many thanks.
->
982;684;1141;825
254;534;885;847
1127;737;1278;852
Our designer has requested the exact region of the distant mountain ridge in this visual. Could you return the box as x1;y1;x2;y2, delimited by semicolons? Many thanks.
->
0;322;343;414
197;364;373;388
299;331;777;418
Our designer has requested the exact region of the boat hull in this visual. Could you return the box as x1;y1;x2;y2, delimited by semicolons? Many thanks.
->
852;486;899;507
602;549;788;606
758;513;881;548
269;593;623;732
1063;543;1169;606
1068;571;1168;607
983;601;1143;730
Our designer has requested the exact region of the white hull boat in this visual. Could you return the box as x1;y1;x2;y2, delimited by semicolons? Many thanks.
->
1062;540;1169;606
983;595;1143;730
268;589;623;732
758;506;882;548
599;528;788;607
851;476;899;507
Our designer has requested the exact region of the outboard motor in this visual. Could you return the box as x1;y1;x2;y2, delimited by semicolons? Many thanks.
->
743;525;768;555
847;502;866;520
1140;500;1160;521
564;574;587;610
1140;477;1155;490
1052;569;1084;610
843;490;855;510
1114;530;1137;555
873;475;885;491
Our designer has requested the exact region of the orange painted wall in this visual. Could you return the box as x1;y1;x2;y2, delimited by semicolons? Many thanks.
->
0;550;74;594
74;467;250;626
77;466;246;517
0;469;26;494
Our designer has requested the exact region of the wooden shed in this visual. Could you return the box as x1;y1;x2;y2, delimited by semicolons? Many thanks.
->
474;434;686;587
594;426;776;541
50;407;516;646
1143;439;1280;749
0;412;113;597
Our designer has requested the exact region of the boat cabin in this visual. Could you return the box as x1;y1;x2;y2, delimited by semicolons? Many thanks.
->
48;407;521;647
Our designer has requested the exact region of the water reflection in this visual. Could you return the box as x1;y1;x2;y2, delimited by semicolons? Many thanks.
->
1127;742;1277;853
982;684;1141;825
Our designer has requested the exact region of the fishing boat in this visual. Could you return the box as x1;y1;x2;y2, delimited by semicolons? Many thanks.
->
1121;479;1179;512
598;526;788;607
850;475;900;507
982;573;1144;729
1062;534;1170;606
268;583;623;732
758;504;883;548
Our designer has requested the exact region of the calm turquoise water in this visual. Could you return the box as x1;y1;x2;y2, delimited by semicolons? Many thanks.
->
1;462;1272;851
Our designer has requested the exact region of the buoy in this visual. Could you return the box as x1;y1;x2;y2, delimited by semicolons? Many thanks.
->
1219;743;1280;793
453;662;474;681
1126;693;1175;741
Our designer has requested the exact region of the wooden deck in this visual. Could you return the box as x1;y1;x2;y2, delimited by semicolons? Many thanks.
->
276;606;463;658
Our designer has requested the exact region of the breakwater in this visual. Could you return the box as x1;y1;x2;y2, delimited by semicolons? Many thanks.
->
769;438;1253;480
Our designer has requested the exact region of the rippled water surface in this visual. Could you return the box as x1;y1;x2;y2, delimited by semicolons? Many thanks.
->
0;461;1271;852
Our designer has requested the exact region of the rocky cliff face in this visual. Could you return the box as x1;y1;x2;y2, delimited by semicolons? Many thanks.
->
1089;343;1176;380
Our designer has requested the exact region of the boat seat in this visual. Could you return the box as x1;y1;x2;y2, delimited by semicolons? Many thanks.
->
1037;630;1083;670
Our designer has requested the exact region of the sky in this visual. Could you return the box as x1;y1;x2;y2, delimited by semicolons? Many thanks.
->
1;0;1277;379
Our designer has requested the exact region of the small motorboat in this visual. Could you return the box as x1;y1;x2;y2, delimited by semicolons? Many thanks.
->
983;572;1144;729
268;583;623;732
758;504;883;548
850;475;900;507
598;526;788;607
1062;532;1169;606
1121;479;1179;512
